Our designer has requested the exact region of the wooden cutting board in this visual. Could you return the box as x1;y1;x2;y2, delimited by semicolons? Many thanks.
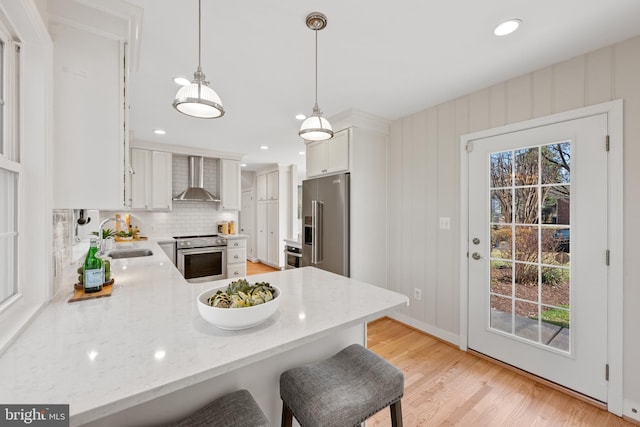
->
68;280;114;303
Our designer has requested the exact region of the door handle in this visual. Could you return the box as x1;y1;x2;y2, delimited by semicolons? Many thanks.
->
311;200;324;264
472;252;485;260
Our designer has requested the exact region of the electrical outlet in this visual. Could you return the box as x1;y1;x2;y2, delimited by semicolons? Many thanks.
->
439;217;451;230
414;288;422;301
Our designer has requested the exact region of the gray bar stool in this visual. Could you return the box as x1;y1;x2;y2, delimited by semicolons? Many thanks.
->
279;344;404;427
164;389;270;427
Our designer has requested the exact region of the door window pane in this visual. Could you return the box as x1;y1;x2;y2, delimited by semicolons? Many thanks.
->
491;190;512;223
491;260;512;296
514;148;538;186
541;142;571;185
490;151;513;188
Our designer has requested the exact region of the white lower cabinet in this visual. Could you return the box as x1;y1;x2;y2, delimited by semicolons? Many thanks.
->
226;237;247;278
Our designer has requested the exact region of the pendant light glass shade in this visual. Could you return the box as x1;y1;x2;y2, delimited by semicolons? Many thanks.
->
173;0;225;119
174;69;224;118
299;13;332;142
299;105;333;141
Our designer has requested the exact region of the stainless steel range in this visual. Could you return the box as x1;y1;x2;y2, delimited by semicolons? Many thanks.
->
175;234;227;283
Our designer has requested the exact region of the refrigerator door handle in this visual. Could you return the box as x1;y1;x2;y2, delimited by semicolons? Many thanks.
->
311;200;323;264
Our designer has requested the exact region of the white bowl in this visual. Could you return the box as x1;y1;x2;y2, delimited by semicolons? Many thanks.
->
197;285;281;330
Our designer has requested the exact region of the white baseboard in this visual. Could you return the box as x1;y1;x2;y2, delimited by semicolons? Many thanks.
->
388;312;460;347
623;399;640;422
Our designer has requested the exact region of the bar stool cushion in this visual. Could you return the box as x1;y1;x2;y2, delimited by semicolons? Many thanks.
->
165;389;270;427
280;344;404;427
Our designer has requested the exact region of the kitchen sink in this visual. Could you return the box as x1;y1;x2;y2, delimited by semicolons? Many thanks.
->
107;249;153;259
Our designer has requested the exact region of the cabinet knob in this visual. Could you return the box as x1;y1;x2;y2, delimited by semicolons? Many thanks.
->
234;255;239;259
234;271;239;275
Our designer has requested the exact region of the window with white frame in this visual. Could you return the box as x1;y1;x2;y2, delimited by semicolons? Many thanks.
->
0;19;21;308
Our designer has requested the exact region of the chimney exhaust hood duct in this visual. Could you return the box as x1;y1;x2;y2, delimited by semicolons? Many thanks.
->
173;156;220;202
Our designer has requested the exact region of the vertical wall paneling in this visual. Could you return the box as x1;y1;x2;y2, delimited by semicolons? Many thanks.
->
489;83;507;128
506;74;532;124
401;117;414;316
586;47;613;105
613;36;640;417
387;36;640;415
387;121;404;304
468;89;490;133
435;101;455;331
532;68;553;118
553;56;586;113
410;112;428;322
425;108;439;325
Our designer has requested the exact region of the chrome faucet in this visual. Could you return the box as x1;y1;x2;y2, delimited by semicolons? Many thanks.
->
98;217;127;255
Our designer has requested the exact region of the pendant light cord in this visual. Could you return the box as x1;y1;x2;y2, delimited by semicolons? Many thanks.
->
197;0;202;71
314;29;318;108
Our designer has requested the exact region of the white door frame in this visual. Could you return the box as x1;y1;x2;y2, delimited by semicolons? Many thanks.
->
459;100;623;415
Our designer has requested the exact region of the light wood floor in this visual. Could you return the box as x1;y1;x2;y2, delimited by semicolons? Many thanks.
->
246;261;280;276
367;317;635;427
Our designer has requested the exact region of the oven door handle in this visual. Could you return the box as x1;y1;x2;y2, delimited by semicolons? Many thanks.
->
177;246;225;255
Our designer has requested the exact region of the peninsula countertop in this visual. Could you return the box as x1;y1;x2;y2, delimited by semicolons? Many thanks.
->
0;240;408;425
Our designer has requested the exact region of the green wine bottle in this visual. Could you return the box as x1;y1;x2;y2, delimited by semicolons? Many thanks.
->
83;237;104;293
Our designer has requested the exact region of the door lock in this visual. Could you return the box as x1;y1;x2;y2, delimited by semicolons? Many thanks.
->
472;237;480;245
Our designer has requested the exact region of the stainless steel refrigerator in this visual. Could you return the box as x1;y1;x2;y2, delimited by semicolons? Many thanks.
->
301;172;350;276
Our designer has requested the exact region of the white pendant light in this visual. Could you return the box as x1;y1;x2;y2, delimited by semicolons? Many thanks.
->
299;12;333;142
173;0;225;119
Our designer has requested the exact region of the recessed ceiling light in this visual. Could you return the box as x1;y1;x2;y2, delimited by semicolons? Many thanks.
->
494;19;521;36
173;76;191;86
153;129;166;135
240;163;247;167
296;114;307;120
260;145;269;150
299;151;305;155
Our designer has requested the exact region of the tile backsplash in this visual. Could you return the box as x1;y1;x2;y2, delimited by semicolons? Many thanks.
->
100;203;237;238
52;209;74;294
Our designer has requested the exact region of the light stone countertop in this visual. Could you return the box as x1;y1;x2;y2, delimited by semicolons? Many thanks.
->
0;240;408;425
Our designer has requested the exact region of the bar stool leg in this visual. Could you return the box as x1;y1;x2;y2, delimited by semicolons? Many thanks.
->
390;400;403;427
281;402;293;427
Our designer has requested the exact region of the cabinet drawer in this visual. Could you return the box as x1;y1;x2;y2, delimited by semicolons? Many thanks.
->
227;239;246;249
227;248;246;264
227;263;247;278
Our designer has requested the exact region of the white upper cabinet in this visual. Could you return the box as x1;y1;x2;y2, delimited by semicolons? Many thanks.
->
266;171;279;200
129;148;172;211
257;173;268;201
150;151;173;210
306;129;349;177
220;159;241;210
130;149;150;210
49;1;141;209
257;170;279;201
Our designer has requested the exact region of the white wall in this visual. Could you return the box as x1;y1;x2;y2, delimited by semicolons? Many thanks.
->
387;36;640;417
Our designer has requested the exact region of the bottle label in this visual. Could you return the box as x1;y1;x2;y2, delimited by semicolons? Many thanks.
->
84;268;104;291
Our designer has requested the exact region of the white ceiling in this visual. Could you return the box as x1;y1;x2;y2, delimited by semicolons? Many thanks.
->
124;0;640;173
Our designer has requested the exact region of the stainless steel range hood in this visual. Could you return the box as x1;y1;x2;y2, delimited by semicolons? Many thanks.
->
173;156;220;202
